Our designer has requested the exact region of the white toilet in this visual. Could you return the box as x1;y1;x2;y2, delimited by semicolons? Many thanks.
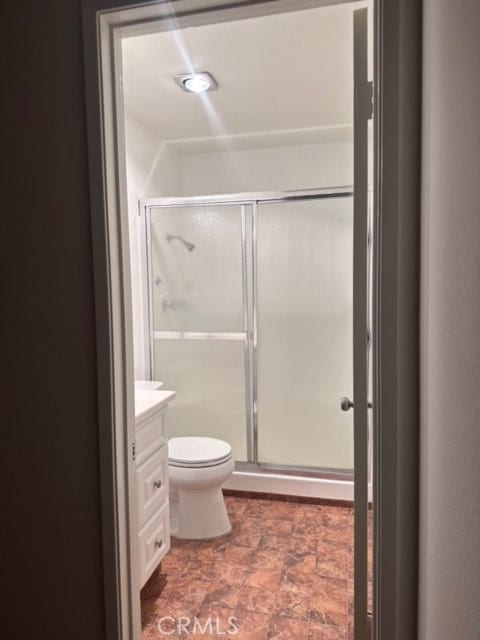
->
168;436;234;540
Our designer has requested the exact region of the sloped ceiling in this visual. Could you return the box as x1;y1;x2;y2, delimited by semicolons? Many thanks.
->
122;2;364;144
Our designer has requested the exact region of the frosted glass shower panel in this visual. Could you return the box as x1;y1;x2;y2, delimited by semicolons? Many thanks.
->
154;339;248;461
150;205;245;332
256;197;354;469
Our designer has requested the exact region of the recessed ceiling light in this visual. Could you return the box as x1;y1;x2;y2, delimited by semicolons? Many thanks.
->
174;72;218;94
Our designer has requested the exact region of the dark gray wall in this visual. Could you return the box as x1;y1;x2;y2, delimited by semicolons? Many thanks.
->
0;2;106;639
420;1;480;638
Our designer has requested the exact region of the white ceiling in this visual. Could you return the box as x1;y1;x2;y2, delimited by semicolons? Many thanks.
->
122;2;363;144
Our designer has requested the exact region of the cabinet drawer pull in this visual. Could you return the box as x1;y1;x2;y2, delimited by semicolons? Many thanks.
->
155;540;163;549
153;480;162;489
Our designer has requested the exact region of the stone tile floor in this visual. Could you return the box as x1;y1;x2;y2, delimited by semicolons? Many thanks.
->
141;495;372;639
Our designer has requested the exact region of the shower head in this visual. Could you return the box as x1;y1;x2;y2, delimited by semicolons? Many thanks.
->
166;233;196;252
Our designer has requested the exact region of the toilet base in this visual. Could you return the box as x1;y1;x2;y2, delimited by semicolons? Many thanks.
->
171;484;232;540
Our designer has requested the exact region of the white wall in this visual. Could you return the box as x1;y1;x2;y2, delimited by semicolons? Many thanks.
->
420;1;480;638
176;141;353;196
125;115;180;379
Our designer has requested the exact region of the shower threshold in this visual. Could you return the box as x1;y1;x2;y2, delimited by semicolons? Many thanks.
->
225;462;359;502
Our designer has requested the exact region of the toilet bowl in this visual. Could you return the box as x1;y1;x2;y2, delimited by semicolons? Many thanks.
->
168;436;234;540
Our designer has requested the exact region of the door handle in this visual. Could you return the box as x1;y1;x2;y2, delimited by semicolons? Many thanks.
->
340;397;372;411
341;397;354;411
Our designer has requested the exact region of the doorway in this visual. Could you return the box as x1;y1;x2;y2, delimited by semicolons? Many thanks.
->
83;3;424;638
127;2;372;632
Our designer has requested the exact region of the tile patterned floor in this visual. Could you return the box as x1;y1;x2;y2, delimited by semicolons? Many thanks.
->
141;495;370;639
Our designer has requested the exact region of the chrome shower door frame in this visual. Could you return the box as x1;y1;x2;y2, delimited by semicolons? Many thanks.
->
141;186;356;478
142;198;255;461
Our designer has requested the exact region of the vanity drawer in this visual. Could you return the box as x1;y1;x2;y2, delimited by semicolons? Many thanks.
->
138;502;170;588
136;412;166;465
136;445;168;527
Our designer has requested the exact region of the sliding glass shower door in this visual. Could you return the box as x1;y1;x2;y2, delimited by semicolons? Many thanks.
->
256;197;353;471
148;203;253;462
145;191;354;474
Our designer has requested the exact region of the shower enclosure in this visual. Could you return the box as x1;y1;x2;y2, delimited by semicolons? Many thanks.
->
141;187;357;480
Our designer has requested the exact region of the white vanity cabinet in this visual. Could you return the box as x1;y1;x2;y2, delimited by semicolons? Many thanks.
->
134;389;175;588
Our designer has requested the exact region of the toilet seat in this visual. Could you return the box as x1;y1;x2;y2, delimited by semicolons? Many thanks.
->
168;436;232;469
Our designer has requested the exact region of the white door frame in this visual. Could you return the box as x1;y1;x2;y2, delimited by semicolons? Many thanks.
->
82;1;422;639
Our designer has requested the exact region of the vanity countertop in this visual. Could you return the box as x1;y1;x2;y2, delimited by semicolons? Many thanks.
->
135;389;176;423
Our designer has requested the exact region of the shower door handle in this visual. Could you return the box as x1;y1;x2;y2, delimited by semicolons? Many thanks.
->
340;397;372;411
341;397;354;411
